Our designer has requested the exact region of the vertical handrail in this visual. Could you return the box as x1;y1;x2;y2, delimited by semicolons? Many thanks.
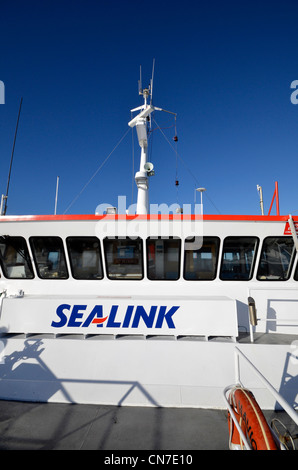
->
223;384;252;450
234;347;298;426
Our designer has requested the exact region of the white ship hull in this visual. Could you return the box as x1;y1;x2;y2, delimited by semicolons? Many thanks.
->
0;334;295;410
0;214;297;409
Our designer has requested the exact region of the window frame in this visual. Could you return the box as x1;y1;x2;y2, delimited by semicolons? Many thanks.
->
256;236;295;282
0;236;34;279
66;236;104;280
183;236;220;281
146;236;182;281
29;236;69;280
103;236;144;281
219;236;259;281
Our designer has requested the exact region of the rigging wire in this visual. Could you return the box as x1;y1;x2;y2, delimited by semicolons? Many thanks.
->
63;127;131;214
2;97;23;216
174;115;179;204
148;119;154;166
152;117;221;214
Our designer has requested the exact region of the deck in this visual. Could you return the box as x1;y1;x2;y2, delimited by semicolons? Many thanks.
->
0;399;294;450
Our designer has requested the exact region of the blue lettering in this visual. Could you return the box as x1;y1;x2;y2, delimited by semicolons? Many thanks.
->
155;306;179;328
132;306;157;328
68;305;87;327
51;304;71;328
106;305;121;328
52;303;178;330
122;305;134;328
82;305;104;327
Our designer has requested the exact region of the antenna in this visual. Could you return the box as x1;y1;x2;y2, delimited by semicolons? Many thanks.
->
150;58;155;104
54;176;59;215
138;65;142;95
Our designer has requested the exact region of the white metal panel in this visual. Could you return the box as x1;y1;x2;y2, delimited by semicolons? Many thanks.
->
0;294;238;337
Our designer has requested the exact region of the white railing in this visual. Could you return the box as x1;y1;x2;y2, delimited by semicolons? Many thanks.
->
223;347;298;450
247;295;298;343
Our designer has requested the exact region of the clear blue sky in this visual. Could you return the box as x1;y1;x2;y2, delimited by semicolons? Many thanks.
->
0;0;298;216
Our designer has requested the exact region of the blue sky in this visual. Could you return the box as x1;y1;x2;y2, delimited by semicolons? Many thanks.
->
0;0;298;216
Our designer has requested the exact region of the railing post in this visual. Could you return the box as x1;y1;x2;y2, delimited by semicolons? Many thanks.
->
234;348;240;385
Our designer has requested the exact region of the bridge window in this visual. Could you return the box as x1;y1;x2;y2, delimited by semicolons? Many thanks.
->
184;236;220;280
103;237;143;280
0;236;34;279
30;237;68;279
66;237;103;279
220;237;259;280
147;237;181;280
257;237;295;281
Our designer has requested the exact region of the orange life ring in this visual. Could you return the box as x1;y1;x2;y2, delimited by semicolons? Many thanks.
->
228;408;247;450
228;387;278;450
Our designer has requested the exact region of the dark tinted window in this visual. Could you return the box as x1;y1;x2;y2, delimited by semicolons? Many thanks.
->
103;237;143;280
184;236;219;280
257;237;295;281
0;236;34;279
30;237;68;279
67;237;103;279
220;237;259;280
147;237;181;280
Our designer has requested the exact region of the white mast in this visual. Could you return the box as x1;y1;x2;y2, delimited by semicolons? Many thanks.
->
128;62;175;215
128;76;154;214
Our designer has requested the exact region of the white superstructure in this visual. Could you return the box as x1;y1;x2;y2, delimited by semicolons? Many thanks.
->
0;75;297;410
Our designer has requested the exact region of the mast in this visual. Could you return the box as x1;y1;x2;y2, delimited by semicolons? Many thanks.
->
128;63;175;215
128;82;154;214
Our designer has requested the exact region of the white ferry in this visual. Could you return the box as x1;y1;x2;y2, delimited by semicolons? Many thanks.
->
0;75;297;429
